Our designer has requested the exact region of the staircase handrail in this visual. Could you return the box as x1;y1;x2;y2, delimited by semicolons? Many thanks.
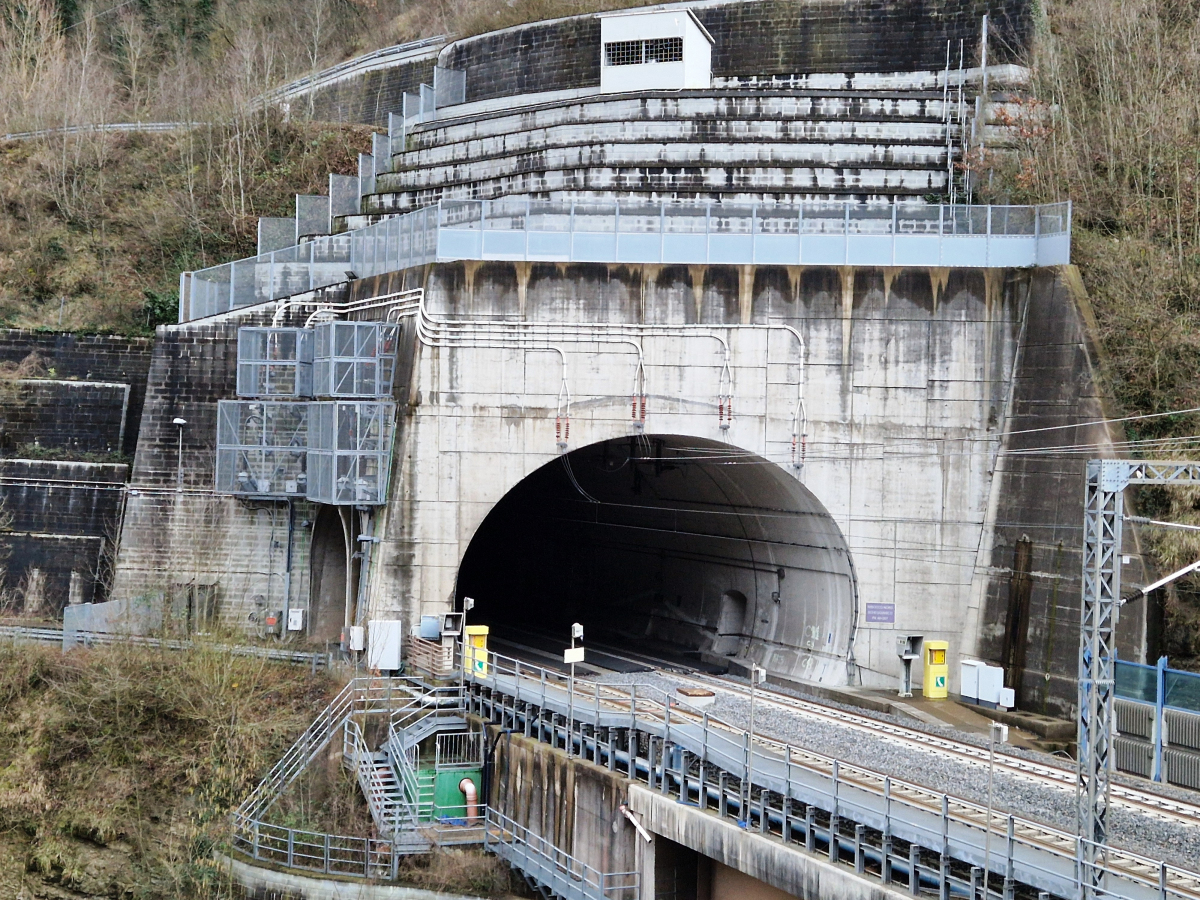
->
345;718;407;835
484;808;639;900
236;676;436;820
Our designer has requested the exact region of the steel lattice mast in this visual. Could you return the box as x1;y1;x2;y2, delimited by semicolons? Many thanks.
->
1078;460;1200;899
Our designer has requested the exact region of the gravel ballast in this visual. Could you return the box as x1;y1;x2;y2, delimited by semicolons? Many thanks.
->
594;671;1200;870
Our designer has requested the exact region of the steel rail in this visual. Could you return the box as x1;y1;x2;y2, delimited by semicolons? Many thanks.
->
668;671;1200;828
468;646;1200;900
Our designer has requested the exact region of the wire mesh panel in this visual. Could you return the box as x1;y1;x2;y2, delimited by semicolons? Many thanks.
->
237;327;314;398
313;322;400;398
307;401;395;505
215;400;309;496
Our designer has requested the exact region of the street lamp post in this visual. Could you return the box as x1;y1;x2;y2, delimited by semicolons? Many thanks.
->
172;417;187;492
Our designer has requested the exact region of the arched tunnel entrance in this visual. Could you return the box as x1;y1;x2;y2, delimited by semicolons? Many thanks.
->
455;436;858;684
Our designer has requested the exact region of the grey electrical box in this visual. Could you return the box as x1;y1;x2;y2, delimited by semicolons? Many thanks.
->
264;609;283;635
896;634;922;698
441;613;464;637
419;615;441;640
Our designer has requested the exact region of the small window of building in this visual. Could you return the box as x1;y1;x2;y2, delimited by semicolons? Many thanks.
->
644;37;683;64
605;39;643;66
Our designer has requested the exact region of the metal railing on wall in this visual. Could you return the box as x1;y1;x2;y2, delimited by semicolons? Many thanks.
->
467;646;1199;900
179;199;1072;322
485;808;640;900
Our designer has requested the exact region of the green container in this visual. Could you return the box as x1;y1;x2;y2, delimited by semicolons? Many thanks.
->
417;768;481;821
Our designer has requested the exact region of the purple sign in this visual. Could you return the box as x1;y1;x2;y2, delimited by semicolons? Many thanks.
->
865;603;896;624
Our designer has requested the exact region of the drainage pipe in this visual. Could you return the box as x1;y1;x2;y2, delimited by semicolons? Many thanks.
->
459;777;479;824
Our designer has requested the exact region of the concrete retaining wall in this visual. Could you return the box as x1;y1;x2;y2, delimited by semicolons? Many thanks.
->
221;852;485;900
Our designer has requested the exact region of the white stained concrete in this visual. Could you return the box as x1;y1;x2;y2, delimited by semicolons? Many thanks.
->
628;784;912;900
367;267;1021;690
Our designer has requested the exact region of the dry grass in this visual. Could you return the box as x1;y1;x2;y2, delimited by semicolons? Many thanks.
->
0;119;371;334
978;0;1200;665
0;639;336;898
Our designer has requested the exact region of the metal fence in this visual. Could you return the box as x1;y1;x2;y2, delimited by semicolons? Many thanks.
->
468;647;1200;900
485;808;640;900
237;327;314;398
180;199;1073;321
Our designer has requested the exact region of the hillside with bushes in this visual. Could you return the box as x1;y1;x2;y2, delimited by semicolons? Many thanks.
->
985;0;1200;666
3;0;1200;657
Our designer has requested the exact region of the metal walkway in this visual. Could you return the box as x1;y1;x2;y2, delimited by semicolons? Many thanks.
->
465;648;1200;900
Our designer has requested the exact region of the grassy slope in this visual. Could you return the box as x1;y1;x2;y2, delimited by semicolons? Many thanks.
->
0;641;335;898
989;0;1200;666
0;119;371;334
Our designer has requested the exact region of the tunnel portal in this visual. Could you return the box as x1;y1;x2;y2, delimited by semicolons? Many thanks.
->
455;435;858;683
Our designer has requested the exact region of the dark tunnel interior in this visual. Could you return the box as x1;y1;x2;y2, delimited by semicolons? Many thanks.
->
454;435;858;681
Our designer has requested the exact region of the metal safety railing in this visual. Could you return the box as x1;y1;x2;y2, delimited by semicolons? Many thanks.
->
467;646;1200;900
180;198;1073;321
485;808;640;900
236;677;460;822
230;814;397;879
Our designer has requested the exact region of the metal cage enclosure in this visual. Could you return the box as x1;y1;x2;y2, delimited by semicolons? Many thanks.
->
237;327;314;398
307;400;395;504
215;400;309;496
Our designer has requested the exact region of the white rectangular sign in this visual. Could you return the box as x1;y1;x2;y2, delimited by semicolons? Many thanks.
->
564;646;585;664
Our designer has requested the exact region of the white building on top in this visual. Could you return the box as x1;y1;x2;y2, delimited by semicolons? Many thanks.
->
599;7;714;93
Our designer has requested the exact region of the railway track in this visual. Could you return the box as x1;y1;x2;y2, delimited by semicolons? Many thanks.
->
671;670;1200;829
476;652;1200;899
532;632;1200;831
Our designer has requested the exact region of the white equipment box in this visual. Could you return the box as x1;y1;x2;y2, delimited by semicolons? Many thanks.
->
368;619;405;671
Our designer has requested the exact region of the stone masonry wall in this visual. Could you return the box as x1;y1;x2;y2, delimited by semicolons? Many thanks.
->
110;291;346;633
0;460;128;611
441;0;1032;104
0;330;153;457
0;381;129;455
305;57;437;127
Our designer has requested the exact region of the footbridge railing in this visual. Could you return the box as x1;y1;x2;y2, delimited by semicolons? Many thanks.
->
465;647;1200;900
180;199;1072;321
485;808;639;900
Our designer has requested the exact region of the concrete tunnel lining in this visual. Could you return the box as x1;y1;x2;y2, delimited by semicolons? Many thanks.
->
455;435;858;683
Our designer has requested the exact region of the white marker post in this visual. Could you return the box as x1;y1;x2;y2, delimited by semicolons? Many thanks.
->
565;623;585;758
744;664;766;826
460;596;475;696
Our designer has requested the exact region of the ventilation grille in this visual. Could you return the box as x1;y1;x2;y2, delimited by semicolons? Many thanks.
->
1166;707;1200;752
1115;700;1154;739
1114;736;1152;778
1165;747;1200;790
